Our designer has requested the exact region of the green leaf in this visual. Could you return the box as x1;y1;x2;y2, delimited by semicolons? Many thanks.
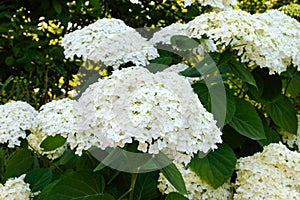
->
5;56;14;65
150;57;173;65
192;82;235;126
218;48;235;66
285;79;300;98
258;121;281;146
159;163;187;195
52;0;62;14
76;152;99;171
166;192;188;200
25;168;52;192
280;66;300;82
265;95;297;134
0;76;13;91
133;171;161;200
180;67;201;77
54;150;77;166
184;6;200;19
229;98;265;140
42;171;115;200
144;63;169;73
229;59;257;88
90;0;101;9
171;35;199;50
248;68;282;103
24;63;34;72
4;149;34;179
224;88;236;124
222;125;247;149
40;135;66;152
38;179;60;200
192;82;211;111
189;144;237;188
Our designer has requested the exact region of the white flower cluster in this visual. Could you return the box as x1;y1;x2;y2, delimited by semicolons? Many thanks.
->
61;18;159;69
182;0;236;9
158;161;233;199
72;67;222;164
150;22;217;54
280;114;300;151
150;23;189;45
0;174;31;200
150;24;217;58
187;9;300;74
234;142;300;199
27;98;76;159
0;101;37;148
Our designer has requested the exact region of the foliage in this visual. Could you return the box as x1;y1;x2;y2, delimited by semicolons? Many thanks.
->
279;3;300;20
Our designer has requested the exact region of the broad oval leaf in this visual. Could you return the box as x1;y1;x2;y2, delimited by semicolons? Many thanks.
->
41;171;115;200
158;162;187;195
40;134;66;152
133;171;161;200
25;168;52;192
224;87;236;125
258;121;281;147
4;148;34;179
229;59;257;88
144;63;169;73
248;68;282;103
266;95;297;135
52;0;62;14
188;143;237;188
229;98;265;140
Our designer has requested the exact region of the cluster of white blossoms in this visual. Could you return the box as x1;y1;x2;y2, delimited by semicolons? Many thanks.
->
27;98;76;159
0;101;37;148
234;142;300;199
150;23;217;54
158;161;233;199
187;9;300;74
280;114;300;151
150;23;189;45
0;174;31;200
72;67;222;164
61;18;159;69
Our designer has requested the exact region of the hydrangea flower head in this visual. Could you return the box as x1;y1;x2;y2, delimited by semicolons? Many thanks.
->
0;101;37;148
27;98;76;159
234;142;300;199
0;174;31;200
72;67;222;164
187;9;300;74
61;18;159;69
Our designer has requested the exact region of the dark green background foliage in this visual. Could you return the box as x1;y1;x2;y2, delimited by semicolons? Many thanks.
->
237;0;299;13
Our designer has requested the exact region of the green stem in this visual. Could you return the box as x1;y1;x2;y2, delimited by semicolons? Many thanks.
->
129;173;138;200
